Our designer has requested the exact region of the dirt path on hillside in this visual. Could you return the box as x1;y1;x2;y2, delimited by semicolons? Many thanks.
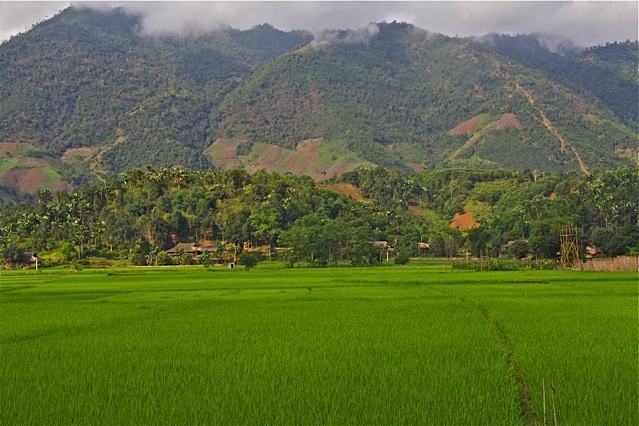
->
516;84;588;173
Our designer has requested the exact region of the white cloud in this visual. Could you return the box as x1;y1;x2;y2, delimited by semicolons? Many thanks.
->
1;1;637;47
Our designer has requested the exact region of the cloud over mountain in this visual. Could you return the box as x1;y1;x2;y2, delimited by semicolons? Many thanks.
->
2;2;637;48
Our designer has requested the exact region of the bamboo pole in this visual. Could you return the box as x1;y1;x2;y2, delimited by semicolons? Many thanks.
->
552;378;558;426
542;377;547;426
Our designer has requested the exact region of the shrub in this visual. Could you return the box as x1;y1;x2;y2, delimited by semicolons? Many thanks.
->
238;252;258;270
508;239;529;259
451;258;557;271
199;252;213;269
156;251;173;266
58;243;78;263
179;252;193;265
394;249;411;265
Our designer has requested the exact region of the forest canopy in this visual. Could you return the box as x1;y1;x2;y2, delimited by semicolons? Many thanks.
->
1;166;636;268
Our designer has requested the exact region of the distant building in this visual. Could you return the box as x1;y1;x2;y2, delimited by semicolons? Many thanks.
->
373;241;394;261
585;246;601;259
17;252;39;269
417;242;430;255
166;243;218;259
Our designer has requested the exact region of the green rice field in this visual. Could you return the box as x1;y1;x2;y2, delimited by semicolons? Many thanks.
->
1;265;637;424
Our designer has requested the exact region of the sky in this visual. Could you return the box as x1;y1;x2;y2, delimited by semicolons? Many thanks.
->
0;1;637;48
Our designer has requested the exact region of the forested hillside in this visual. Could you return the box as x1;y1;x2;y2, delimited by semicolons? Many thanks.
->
1;166;636;267
0;7;310;190
214;22;636;174
0;7;636;197
484;34;638;131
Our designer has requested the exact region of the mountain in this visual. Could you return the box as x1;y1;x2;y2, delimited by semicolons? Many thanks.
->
0;7;310;193
213;23;637;174
481;33;638;131
0;8;636;196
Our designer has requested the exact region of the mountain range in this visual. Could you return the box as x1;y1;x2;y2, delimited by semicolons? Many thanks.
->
0;7;636;195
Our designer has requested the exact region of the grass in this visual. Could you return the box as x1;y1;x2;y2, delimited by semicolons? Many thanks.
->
0;157;19;174
316;139;365;165
1;266;636;424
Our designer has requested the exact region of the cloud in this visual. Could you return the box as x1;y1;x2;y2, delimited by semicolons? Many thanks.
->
1;1;637;48
311;23;380;48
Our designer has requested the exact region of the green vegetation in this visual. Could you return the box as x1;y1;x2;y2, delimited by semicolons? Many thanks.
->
0;7;310;187
1;166;637;269
1;266;636;424
0;11;636;193
485;35;638;131
217;23;636;172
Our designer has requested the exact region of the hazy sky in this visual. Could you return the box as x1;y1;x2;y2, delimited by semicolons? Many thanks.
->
1;1;637;48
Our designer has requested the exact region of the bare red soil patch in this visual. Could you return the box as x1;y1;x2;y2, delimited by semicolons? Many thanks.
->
204;139;242;169
0;142;18;155
408;163;426;172
497;113;523;130
449;115;484;135
548;192;557;200
257;145;284;165
318;183;364;201
284;141;320;175
208;139;241;159
408;205;424;216
2;168;71;194
319;162;356;180
449;211;474;230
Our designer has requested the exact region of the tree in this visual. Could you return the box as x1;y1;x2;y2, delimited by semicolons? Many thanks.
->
58;242;78;264
508;239;529;259
238;252;258;270
394;249;410;265
179;252;193;265
529;219;564;259
129;239;151;266
156;251;173;266
467;225;492;257
199;251;214;269
2;246;23;267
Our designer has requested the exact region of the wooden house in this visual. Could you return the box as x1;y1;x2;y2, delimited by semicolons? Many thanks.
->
17;252;39;269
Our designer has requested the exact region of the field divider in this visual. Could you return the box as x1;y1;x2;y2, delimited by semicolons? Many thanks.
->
474;302;539;425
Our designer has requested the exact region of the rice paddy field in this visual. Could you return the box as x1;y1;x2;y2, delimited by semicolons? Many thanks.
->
1;265;637;424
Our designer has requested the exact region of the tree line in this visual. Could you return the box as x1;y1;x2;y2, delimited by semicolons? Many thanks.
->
0;166;637;268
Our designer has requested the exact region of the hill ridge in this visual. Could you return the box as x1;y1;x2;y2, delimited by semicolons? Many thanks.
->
0;8;636;195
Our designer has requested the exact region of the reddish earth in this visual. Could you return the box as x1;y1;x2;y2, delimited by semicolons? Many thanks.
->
497;113;523;130
204;139;242;169
206;139;357;180
208;139;242;159
548;192;557;200
317;162;356;180
0;142;18;155
408;205;424;216
2;168;72;194
318;183;364;201
284;141;319;175
516;83;588;173
257;145;283;165
449;115;484;135
449;211;474;230
408;163;425;172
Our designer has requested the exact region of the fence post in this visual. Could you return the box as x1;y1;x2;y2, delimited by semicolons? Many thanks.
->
543;377;547;426
552;378;558;426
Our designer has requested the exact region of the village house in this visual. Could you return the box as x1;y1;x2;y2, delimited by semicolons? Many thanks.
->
17;252;39;269
166;243;218;259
